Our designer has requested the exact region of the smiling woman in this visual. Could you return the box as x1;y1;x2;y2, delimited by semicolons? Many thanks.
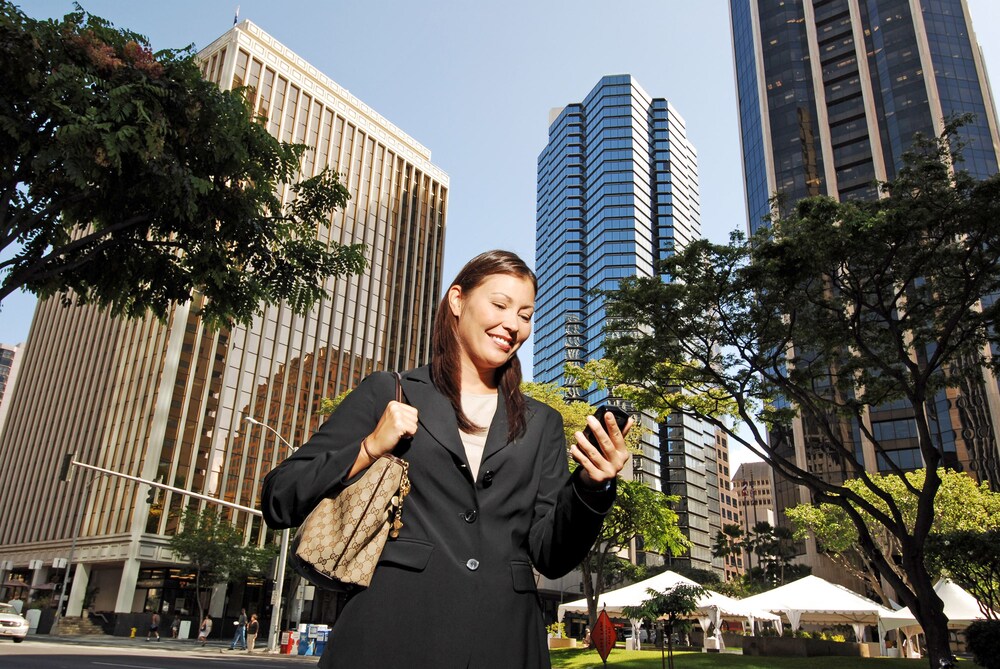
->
262;249;633;669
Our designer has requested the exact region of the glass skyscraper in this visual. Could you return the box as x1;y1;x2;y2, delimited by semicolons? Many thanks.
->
732;0;1000;229
535;75;721;571
730;0;1000;578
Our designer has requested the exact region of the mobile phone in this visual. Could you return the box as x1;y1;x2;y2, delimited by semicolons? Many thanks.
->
581;405;631;445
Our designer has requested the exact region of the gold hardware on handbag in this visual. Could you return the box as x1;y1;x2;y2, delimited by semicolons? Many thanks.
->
290;372;411;588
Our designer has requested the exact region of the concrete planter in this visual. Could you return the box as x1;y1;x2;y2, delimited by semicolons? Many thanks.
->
547;637;578;649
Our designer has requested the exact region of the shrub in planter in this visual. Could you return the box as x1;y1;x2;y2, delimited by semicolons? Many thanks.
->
967;620;1000;669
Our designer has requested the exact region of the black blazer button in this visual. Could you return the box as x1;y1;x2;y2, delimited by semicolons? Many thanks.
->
482;470;494;487
466;559;480;571
463;509;478;523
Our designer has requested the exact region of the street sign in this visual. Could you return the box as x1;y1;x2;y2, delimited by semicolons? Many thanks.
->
592;609;616;663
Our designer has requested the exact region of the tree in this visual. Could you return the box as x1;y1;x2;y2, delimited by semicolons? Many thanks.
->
522;381;689;629
965;620;1000;669
587;119;1000;668
786;468;1000;604
926;529;1000;620
522;381;596;450
0;4;366;327
578;479;691;629
712;521;807;591
169;507;276;623
622;583;705;669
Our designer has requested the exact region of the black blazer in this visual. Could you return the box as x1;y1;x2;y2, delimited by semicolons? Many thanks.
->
261;367;615;669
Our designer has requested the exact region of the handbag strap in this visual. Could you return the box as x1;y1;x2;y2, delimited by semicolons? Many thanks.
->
392;371;406;405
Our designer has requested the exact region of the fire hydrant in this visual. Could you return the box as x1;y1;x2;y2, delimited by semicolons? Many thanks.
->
130;627;136;638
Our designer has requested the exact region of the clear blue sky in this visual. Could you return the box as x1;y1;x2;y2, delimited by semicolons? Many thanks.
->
6;1;1000;411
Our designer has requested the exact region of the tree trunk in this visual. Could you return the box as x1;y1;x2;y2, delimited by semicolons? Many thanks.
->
581;561;598;629
666;620;675;669
907;574;953;668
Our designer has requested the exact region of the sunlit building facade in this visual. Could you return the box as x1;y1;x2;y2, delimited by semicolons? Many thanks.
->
535;75;722;572
0;20;447;630
730;0;1000;580
0;343;21;438
715;430;744;581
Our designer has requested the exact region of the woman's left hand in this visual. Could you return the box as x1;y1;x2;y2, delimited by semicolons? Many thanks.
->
571;411;633;487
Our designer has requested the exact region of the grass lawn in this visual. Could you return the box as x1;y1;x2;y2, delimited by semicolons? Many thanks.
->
549;648;941;669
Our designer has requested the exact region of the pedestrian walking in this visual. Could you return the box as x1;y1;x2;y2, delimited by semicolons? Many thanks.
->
170;616;180;638
198;614;213;646
262;250;631;668
145;611;160;641
230;607;247;650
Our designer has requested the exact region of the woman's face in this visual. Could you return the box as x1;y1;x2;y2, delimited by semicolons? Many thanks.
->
449;273;535;375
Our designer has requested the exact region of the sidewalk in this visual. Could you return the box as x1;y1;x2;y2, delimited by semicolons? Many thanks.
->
29;633;315;658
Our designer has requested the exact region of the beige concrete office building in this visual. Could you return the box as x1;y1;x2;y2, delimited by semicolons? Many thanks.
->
0;20;448;629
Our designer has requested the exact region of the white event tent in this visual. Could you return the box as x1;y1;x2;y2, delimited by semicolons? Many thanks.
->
557;570;780;650
882;578;996;629
881;578;996;659
738;574;906;654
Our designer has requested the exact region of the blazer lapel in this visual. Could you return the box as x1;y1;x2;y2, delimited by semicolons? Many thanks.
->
400;367;468;465
482;390;512;464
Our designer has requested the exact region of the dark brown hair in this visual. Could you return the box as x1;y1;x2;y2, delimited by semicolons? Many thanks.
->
431;250;537;441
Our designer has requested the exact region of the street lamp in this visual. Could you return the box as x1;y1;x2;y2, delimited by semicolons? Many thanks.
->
53;466;107;633
244;416;296;653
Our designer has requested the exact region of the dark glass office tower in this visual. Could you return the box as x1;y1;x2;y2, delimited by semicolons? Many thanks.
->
730;0;1000;578
732;0;999;232
535;75;721;571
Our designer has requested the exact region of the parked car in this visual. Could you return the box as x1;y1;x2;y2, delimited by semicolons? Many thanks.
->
0;603;29;642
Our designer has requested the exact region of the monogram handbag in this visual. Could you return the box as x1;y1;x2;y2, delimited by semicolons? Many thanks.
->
290;372;411;588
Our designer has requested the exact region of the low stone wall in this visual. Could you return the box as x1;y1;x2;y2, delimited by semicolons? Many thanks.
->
743;636;870;657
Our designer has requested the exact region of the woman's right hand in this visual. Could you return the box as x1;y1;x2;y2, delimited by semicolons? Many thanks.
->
364;400;419;459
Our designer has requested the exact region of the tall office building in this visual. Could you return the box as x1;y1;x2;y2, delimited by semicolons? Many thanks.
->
0;20;447;628
535;75;722;572
730;0;1000;577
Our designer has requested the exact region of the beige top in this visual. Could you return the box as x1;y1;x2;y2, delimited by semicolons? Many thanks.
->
459;392;499;479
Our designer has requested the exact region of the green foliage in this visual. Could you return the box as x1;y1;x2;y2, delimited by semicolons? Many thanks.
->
712;521;806;589
548;649;921;668
926;530;1000;619
547;621;566;638
318;389;351;417
668;566;722;587
523;379;648;455
594;117;1000;666
523;381;596;452
168;507;275;621
786;468;1000;603
0;4;366;326
966;620;1000;669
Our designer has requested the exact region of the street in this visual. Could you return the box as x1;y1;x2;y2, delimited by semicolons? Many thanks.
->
0;639;317;668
